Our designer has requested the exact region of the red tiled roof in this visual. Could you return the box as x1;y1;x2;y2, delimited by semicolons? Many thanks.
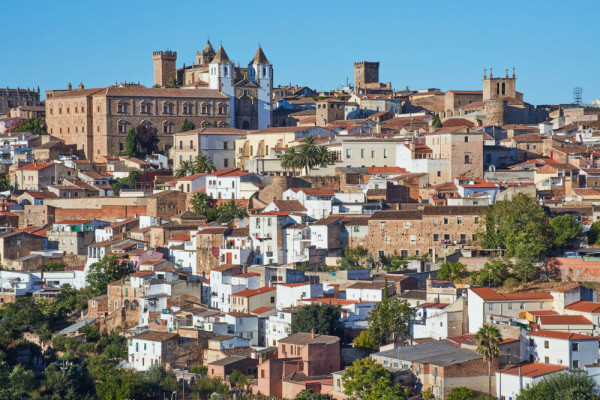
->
528;310;559;316
177;173;206;181
528;330;597;340
256;211;290;216
233;286;276;297
500;362;567;378
469;287;553;301
18;162;54;171
564;301;600;313
209;168;252;177
367;167;407;174
299;298;359;306
170;234;191;242
416;302;450;309
539;315;593;325
233;272;261;278
272;200;307;212
130;271;154;278
290;188;335;195
251;306;274;315
278;283;309;288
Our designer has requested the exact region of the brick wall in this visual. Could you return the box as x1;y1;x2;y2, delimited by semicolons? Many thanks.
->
55;205;146;222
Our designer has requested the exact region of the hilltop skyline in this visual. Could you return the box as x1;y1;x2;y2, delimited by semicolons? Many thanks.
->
3;0;600;105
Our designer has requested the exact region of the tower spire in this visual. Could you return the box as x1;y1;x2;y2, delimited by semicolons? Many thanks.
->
512;66;516;78
489;67;493;78
483;68;487;79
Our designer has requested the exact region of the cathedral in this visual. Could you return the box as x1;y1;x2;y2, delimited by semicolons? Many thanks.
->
153;41;273;130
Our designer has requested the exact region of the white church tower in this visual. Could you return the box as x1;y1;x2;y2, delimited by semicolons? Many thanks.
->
248;46;272;130
209;45;235;127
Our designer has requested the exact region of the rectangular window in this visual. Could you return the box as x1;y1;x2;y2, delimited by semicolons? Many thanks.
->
457;217;462;225
346;149;352;158
572;343;579;351
545;356;549;364
465;155;471;164
433;234;439;241
488;303;493;311
544;341;549;349
573;360;579;369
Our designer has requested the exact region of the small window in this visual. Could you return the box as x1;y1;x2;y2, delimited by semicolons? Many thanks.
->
464;136;469;142
573;360;579;369
572;343;579;351
544;340;549;349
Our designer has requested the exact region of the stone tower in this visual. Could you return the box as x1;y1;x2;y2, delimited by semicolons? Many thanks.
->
196;40;216;66
153;51;177;87
248;46;273;130
209;45;235;127
483;67;516;101
354;61;379;89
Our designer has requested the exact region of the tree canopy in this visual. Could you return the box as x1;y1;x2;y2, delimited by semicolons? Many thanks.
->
135;124;160;156
125;126;137;156
180;118;195;132
86;255;129;296
471;258;510;287
291;303;344;338
13;118;47;135
280;136;334;175
550;214;582;252
437;261;468;282
354;297;415;349
431;114;442;128
517;371;600;400
342;357;407;400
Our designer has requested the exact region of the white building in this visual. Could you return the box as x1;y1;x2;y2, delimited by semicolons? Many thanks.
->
283;188;335;220
265;308;298;347
496;362;567;400
209;46;235;127
276;283;323;309
208;265;259;312
223;312;259;346
205;168;260;200
128;330;179;371
346;282;393;302
527;330;599;369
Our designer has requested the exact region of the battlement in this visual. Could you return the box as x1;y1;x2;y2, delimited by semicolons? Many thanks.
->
153;50;177;60
354;61;380;68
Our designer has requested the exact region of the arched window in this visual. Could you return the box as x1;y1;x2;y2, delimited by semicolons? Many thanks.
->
117;119;127;133
162;121;172;133
242;120;250;129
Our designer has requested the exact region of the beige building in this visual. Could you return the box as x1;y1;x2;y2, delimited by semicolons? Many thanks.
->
13;162;75;191
172;127;247;172
45;84;230;160
235;126;334;170
231;286;276;313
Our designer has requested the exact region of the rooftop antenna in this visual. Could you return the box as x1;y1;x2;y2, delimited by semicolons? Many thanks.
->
573;87;583;105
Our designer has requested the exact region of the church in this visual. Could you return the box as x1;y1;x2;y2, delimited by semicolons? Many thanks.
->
153;41;273;130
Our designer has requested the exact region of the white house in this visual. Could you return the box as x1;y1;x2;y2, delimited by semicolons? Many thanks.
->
282;188;335;219
346;282;394;302
209;265;250;312
496;362;567;400
266;308;298;347
223;312;259;346
175;173;207;193
127;330;179;371
527;330;599;369
276;283;324;309
205;168;261;200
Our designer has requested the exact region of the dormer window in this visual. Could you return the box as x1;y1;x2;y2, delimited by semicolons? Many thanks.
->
162;102;173;114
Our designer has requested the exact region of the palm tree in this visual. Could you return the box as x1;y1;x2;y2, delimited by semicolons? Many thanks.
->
474;323;502;399
175;160;197;178
195;154;217;173
190;192;213;216
217;200;248;224
280;146;300;175
279;136;333;176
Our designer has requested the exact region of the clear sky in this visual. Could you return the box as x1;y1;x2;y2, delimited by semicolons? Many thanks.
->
3;0;599;105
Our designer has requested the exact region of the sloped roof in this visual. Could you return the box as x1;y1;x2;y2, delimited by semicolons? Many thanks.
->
528;330;597;340
252;46;270;65
212;46;231;63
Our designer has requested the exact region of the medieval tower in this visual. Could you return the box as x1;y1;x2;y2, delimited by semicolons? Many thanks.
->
152;51;177;87
354;61;379;89
483;67;516;101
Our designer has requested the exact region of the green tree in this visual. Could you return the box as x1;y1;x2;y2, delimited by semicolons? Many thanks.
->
144;364;178;394
474;323;502;399
166;78;180;88
228;369;251;391
190;192;215;217
86;255;129;296
471;258;510;287
291;303;343;338
135;124;160;156
355;298;415;348
550;214;582;252
96;369;148;400
13;117;47;135
40;362;95;400
175;160;197;178
437;261;468;282
342;357;407;400
338;245;372;270
84;354;118;382
217;200;248;224
96;330;127;360
517;371;600;400
125;126;138;156
190;365;208;375
180;118;195;132
431;114;442;129
52;335;80;352
352;330;377;351
195;154;217;173
0;174;13;191
446;386;476;400
280;136;334;175
192;376;229;398
589;220;600;245
295;389;331;400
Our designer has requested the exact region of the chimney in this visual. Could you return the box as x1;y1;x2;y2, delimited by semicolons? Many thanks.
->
311;329;315;339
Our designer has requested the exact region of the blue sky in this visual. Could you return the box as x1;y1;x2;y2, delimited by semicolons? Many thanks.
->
3;0;598;105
